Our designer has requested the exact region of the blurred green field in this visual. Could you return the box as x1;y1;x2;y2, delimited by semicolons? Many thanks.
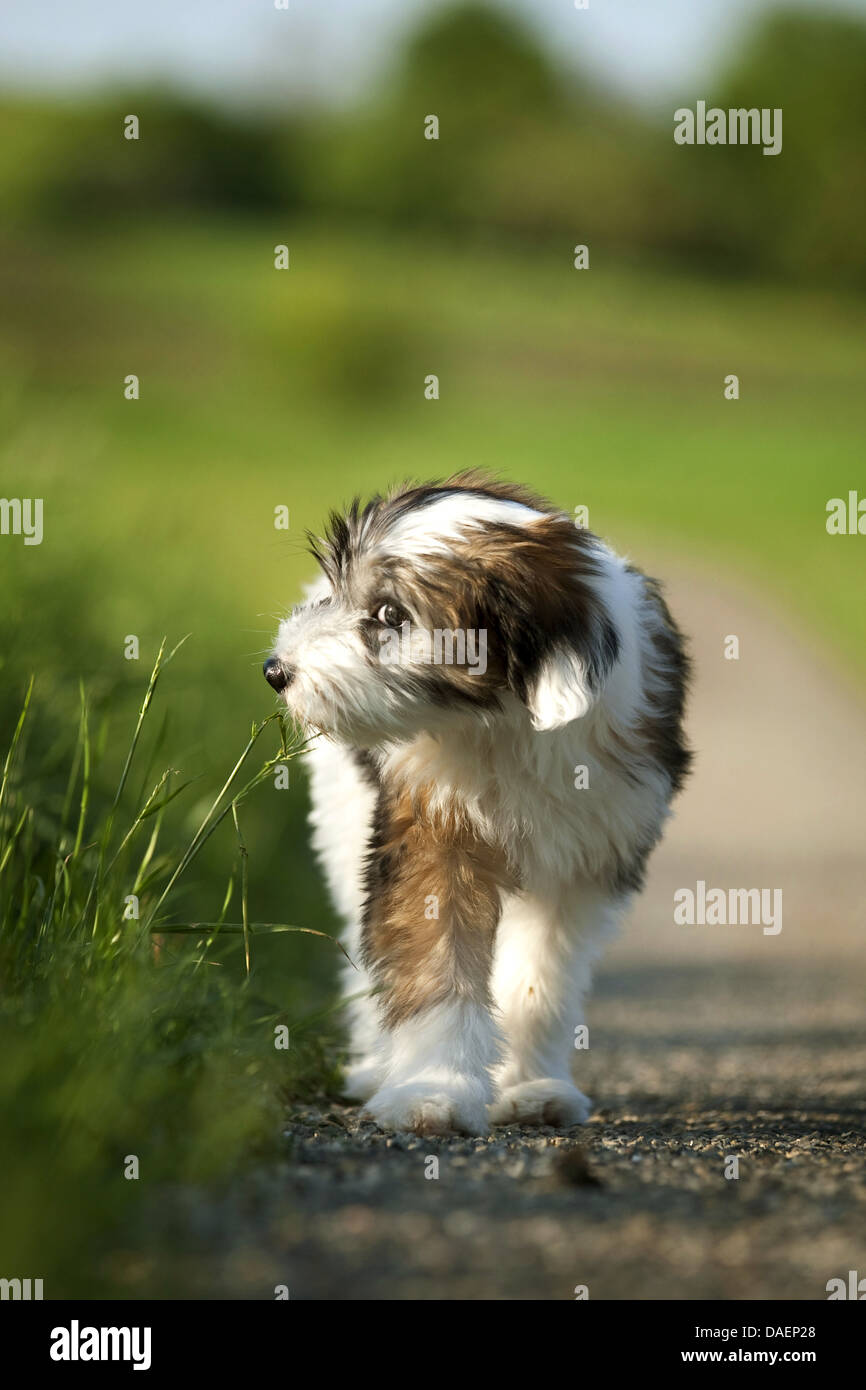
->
3;216;865;680
1;215;865;1294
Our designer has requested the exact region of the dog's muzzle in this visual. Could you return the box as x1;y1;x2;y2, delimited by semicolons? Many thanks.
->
263;657;294;692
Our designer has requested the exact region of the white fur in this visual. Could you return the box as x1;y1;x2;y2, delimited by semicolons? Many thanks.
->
362;999;497;1135
384;493;542;559
489;884;622;1126
306;737;388;1098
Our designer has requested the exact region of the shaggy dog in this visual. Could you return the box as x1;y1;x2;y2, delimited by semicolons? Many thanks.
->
265;473;690;1135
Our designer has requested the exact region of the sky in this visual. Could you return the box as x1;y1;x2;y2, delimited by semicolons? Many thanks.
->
1;0;865;109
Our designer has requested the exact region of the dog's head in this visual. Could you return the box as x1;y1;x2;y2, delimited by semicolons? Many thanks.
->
265;474;620;744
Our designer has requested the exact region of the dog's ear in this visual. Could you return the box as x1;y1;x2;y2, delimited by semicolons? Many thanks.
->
473;518;620;731
523;644;598;731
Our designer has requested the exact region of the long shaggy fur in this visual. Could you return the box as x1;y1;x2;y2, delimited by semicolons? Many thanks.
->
266;472;691;1135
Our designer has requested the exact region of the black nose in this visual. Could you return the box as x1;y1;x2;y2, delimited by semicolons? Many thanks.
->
263;657;292;692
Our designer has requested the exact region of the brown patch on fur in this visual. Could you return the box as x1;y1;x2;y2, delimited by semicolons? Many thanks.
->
408;513;620;707
363;552;509;714
307;474;620;719
362;782;517;1028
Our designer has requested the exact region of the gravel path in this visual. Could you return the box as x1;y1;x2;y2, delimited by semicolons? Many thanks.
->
153;561;866;1300
161;951;864;1300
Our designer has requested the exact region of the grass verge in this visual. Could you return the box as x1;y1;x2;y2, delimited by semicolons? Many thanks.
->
0;643;345;1297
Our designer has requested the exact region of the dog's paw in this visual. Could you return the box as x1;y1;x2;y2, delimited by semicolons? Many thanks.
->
489;1078;591;1128
341;1056;387;1103
361;1078;490;1136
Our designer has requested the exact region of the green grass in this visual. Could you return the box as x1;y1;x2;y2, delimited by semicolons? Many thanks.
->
0;647;348;1296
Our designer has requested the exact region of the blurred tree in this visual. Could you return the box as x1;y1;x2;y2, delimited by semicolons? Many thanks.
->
312;0;655;249
665;9;866;286
722;8;866;287
0;92;301;230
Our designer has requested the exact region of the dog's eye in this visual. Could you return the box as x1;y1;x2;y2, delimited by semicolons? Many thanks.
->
375;602;407;628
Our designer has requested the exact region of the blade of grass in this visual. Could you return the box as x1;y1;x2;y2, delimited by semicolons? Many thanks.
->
152;921;357;967
77;638;187;937
230;802;251;976
142;712;300;933
112;635;189;810
0;675;34;822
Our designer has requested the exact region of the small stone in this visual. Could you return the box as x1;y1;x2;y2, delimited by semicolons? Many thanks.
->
555;1146;603;1188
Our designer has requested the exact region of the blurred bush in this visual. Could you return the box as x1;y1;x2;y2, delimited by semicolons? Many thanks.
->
0;90;303;229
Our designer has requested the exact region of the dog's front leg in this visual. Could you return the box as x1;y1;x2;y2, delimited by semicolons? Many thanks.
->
489;883;626;1127
360;809;507;1136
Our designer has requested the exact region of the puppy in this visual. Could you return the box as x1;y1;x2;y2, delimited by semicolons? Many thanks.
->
265;473;690;1135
